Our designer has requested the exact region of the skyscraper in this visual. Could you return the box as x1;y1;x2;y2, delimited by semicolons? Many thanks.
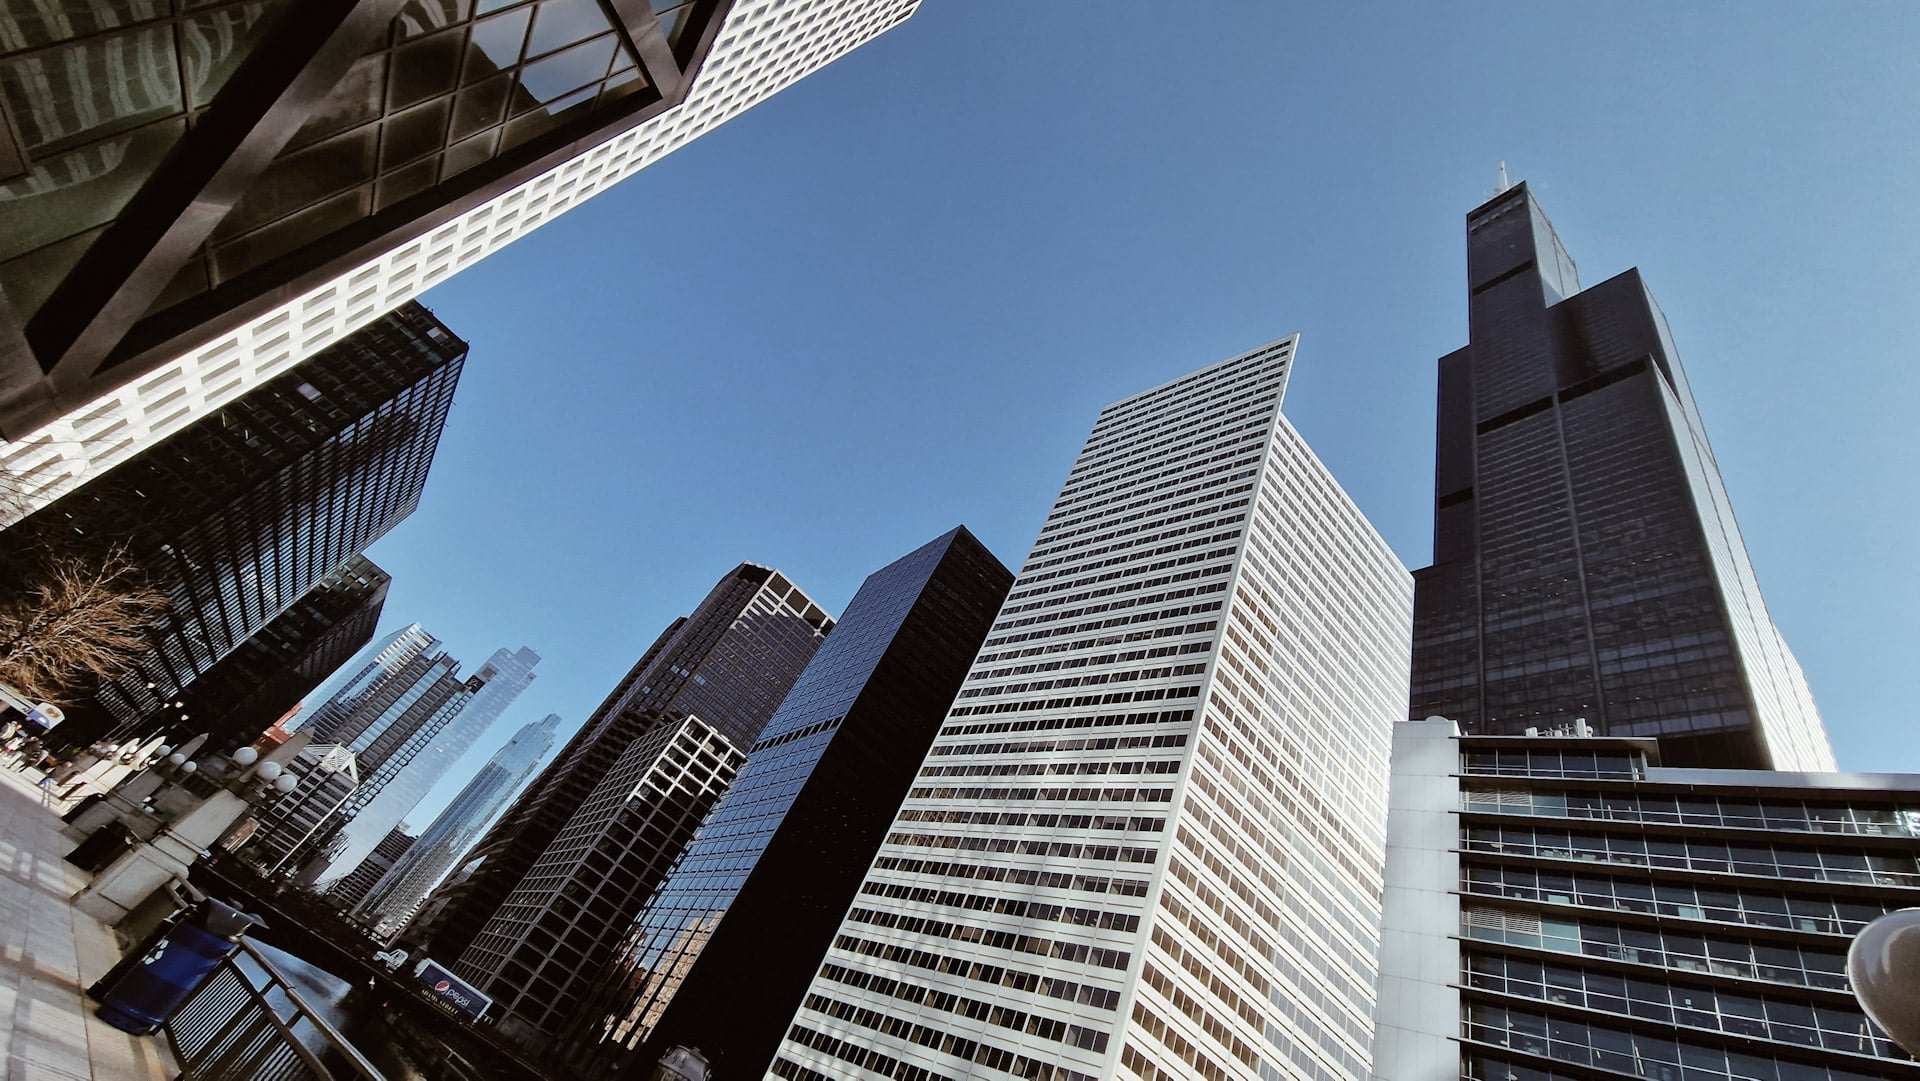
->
234;742;361;876
354;712;561;939
263;624;478;875
1373;717;1919;1081
1408;182;1831;771
328;825;418;910
0;0;922;519
176;554;392;753
323;644;540;881
561;525;1011;1075
3;302;463;748
407;562;833;966
771;338;1414;1081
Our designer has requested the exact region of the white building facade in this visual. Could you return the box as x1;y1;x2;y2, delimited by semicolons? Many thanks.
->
0;0;920;524
770;338;1414;1081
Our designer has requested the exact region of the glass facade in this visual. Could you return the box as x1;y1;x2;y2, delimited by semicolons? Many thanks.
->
772;340;1414;1081
552;525;1011;1076
352;712;560;938
407;562;831;983
1409;183;1833;771
4;301;463;748
1373;721;1920;1081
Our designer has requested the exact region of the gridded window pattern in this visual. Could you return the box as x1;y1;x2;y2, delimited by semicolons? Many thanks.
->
457;715;742;1045
1462;1004;1912;1081
1463;906;1854;993
1461;864;1902;938
1462;787;1920;839
559;528;1008;1072
4;0;922;528
1461;826;1920;889
1463;954;1911;1061
0;0;288;319
406;563;828;974
1461;747;1645;780
774;338;1415;1081
5;303;464;742
148;0;677;313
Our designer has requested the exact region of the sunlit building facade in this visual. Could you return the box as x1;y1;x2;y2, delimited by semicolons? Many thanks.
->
1374;717;1919;1081
0;0;921;519
772;338;1414;1081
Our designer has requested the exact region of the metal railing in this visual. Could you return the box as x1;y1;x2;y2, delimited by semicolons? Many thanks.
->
164;938;388;1081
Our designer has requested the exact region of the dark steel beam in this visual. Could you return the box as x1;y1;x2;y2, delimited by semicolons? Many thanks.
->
27;0;406;395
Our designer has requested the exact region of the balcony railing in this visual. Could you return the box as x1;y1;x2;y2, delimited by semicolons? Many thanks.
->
164;938;387;1081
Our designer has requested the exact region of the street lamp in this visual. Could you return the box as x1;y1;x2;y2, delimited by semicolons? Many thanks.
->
1849;908;1920;1054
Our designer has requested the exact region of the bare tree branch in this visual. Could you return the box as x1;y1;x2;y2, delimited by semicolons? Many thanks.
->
0;544;170;704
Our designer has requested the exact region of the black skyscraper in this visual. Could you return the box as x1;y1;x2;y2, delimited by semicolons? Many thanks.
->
551;527;1011;1076
6;301;463;748
407;562;833;966
1409;183;1830;771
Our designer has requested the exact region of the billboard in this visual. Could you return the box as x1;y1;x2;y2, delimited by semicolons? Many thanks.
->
411;958;492;1023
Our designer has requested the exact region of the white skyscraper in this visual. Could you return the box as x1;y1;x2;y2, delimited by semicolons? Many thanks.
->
771;338;1414;1081
0;0;922;522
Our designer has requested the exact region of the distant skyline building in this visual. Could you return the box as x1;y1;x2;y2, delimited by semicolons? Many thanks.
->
354;713;562;939
328;826;418;911
407;563;833;967
0;0;923;521
234;742;360;877
1374;717;1920;1081
323;644;540;882
1408;182;1831;771
3;302;463;749
771;339;1415;1081
465;713;746;1049
177;554;392;753
267;623;478;876
562;525;1012;1076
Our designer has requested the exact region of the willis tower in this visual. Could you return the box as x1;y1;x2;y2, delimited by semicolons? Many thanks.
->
1409;181;1831;770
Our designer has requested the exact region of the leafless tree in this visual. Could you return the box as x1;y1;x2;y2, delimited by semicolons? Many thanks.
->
0;543;170;704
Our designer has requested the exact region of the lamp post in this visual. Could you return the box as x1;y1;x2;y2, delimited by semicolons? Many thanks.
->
1850;909;1920;1055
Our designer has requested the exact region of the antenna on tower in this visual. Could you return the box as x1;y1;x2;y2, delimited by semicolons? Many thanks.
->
1496;161;1511;194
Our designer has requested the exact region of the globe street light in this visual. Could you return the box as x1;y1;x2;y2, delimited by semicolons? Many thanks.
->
1849;908;1920;1055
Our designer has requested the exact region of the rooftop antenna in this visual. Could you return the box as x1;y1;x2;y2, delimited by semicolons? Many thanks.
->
1496;161;1511;194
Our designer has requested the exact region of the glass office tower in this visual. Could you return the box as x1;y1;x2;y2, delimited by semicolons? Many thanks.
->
353;712;561;939
0;0;922;521
555;525;1011;1076
4;302;462;748
1409;182;1831;771
1373;717;1918;1081
772;338;1414;1081
407;562;832;966
323;644;539;881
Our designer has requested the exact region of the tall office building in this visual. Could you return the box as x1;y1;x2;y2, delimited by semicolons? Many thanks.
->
234;742;360;876
772;339;1414;1081
269;624;479;874
464;713;747;1049
1408;182;1830;771
407;562;832;965
354;712;561;939
1373;717;1919;1081
557;526;1011;1075
324;644;540;880
177;554;392;754
328;825;418;910
2;302;463;748
0;0;921;519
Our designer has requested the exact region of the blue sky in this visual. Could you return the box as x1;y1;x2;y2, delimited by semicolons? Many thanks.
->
371;3;1920;826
